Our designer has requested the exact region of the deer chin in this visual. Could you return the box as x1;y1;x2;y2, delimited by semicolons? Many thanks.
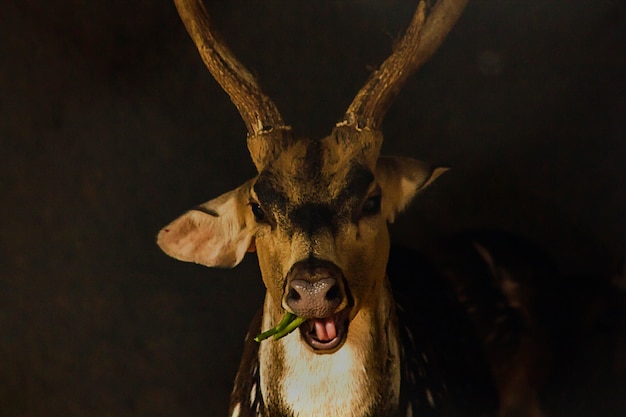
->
299;310;350;353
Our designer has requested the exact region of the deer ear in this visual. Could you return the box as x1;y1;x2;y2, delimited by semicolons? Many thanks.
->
157;180;256;268
376;156;448;223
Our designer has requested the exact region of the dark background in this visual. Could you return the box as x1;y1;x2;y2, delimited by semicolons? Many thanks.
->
1;0;624;416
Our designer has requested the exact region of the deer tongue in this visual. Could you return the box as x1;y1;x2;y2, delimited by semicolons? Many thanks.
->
302;311;348;351
313;317;337;341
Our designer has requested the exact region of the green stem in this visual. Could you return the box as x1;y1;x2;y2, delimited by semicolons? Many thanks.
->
254;312;307;343
273;316;307;340
275;312;296;332
253;327;277;343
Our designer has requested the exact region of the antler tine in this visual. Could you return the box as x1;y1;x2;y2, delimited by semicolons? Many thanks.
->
174;0;289;139
340;0;468;131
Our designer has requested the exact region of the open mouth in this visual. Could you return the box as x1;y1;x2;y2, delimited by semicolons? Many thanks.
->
299;310;349;352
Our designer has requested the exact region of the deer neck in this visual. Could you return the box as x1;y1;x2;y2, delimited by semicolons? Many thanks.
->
258;275;401;417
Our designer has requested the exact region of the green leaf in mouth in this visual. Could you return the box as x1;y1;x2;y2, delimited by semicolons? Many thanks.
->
254;312;307;342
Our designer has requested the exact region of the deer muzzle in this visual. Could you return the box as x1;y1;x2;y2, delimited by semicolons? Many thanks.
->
283;258;351;352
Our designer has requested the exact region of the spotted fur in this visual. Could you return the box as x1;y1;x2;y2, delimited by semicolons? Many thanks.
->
227;245;502;417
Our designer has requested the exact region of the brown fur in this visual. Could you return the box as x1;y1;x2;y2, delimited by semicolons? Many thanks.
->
158;127;442;416
163;1;475;415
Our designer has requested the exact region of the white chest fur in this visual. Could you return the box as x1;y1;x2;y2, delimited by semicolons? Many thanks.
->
259;288;400;417
275;334;374;417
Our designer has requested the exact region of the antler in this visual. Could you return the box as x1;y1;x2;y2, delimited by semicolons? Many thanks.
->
174;0;291;169
175;0;467;167
339;0;468;131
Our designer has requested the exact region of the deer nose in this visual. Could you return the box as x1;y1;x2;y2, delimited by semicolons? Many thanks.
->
284;259;346;318
286;278;341;318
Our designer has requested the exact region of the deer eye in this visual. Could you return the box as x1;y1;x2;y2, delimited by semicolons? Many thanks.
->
250;202;266;222
361;195;381;216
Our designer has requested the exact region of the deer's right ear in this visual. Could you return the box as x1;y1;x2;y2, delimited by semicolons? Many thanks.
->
376;156;449;223
157;180;256;269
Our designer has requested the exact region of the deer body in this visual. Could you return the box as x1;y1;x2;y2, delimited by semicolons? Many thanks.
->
229;245;502;417
156;0;541;416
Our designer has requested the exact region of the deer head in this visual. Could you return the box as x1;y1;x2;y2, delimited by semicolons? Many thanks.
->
158;0;466;358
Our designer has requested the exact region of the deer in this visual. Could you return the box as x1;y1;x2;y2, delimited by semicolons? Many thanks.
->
158;0;547;416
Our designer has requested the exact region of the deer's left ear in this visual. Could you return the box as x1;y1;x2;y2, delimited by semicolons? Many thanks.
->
375;156;448;223
157;180;256;268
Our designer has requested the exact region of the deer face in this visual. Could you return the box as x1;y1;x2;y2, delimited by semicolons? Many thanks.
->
160;0;464;354
158;127;445;352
